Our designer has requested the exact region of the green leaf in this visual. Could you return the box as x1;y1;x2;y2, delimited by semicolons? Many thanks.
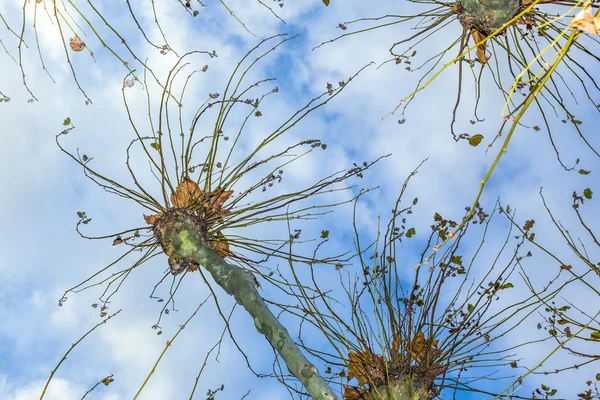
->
467;303;474;313
499;283;514;290
322;0;330;5
63;117;71;126
572;119;582;125
579;169;591;175
528;232;535;242
468;134;484;147
150;142;160;151
591;331;600;341
596;373;600;381
411;50;417;57
412;197;418;205
134;230;140;237
320;230;329;239
451;255;463;266
558;306;571;312
406;228;416;238
584;188;593;200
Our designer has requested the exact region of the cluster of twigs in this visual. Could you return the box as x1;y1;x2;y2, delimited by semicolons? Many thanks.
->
274;165;576;399
501;187;600;398
45;34;383;399
312;1;600;291
0;0;285;103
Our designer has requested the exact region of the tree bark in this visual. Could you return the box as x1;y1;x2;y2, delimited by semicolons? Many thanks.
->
458;0;521;34
154;209;337;400
369;377;431;400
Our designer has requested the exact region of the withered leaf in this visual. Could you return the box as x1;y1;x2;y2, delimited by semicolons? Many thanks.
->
568;5;600;35
171;177;202;208
69;37;86;52
212;231;230;257
101;377;114;386
471;30;490;64
207;189;233;212
391;333;402;354
342;385;368;400
347;350;385;386
523;219;535;232
187;262;199;272
144;212;163;225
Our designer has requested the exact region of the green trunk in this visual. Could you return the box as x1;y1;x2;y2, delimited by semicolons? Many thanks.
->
154;209;337;400
369;377;431;400
458;0;521;34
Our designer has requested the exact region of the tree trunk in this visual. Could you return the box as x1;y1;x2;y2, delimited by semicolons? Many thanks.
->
458;0;521;34
154;209;337;400
369;377;431;400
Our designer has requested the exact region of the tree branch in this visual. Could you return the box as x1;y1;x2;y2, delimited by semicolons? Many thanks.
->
154;209;337;400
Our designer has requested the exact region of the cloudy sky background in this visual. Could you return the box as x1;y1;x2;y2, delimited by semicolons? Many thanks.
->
1;0;599;399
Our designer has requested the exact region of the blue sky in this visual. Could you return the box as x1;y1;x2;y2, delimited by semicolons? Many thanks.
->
1;0;599;399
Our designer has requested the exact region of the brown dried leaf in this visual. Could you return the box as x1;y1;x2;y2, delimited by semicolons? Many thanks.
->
342;385;369;400
410;331;426;362
69;37;86;52
391;333;401;355
101;377;114;386
186;262;199;272
171;177;202;208
212;231;230;257
516;17;536;26
568;5;600;35
427;364;446;378
112;236;123;246
207;189;233;212
471;30;490;64
347;350;385;386
144;212;163;225
523;219;535;232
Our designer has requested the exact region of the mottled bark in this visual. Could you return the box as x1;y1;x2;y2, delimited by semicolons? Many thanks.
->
154;209;337;400
369;377;432;400
458;0;521;34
